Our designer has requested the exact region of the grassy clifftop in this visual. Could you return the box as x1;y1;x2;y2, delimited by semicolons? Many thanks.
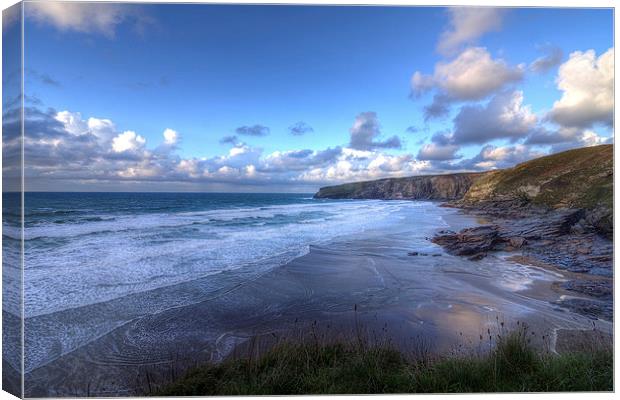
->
462;145;613;211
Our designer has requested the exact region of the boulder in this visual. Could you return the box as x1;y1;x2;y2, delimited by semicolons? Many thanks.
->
432;225;502;256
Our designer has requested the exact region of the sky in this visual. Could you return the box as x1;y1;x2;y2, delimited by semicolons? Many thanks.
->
2;2;614;192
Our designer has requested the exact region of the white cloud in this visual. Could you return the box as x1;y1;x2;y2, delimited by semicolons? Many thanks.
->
296;147;430;184
262;147;342;172
163;128;178;145
26;2;130;37
459;144;545;170
415;47;524;101
548;48;614;128
437;8;506;56
87;117;116;140
27;105;597;191
118;162;159;179
176;159;201;178
229;146;247;157
55;111;88;135
545;128;612;153
580;129;610;147
417;143;461;161
245;164;257;177
452;90;537;144
112;131;146;153
55;110;117;142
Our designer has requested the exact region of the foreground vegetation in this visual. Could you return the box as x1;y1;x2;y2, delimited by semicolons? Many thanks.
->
157;326;612;395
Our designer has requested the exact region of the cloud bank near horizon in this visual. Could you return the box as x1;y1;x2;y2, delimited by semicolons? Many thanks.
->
6;5;614;192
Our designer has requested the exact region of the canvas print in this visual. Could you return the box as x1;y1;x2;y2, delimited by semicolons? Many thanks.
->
1;1;614;397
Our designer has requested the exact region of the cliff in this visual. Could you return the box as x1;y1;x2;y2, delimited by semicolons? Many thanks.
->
460;145;612;210
461;145;613;236
313;145;613;235
314;172;486;200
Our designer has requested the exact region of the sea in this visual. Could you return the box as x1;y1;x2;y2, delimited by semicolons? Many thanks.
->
4;192;430;372
13;192;423;317
2;192;609;396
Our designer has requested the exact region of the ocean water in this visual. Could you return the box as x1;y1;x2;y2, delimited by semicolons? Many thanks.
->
4;192;609;392
9;192;421;318
6;192;443;373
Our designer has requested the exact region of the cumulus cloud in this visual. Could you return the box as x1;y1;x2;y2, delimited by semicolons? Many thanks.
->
289;121;314;136
405;126;419;134
413;47;524;101
452;91;537;144
262;147;342;172
55;110;117;142
54;110;88;135
437;7;507;56
549;131;612;153
26;2;152;37
112;131;146;153
530;46;563;73
14;106;435;190
235;124;270;136
526;126;612;149
163;128;179;145
454;144;545;171
548;48;613;128
296;151;430;184
21;104;603;192
417;143;461;161
525;126;579;145
349;112;402;150
416;131;461;161
411;47;524;120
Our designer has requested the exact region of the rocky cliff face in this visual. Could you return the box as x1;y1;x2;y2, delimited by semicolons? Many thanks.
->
314;173;486;200
460;145;613;237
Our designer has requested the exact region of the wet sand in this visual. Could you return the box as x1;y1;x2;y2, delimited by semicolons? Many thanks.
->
23;204;612;397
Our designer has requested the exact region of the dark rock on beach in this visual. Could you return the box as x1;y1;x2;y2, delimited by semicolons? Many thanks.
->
562;280;613;300
431;225;502;257
554;298;613;321
432;207;612;276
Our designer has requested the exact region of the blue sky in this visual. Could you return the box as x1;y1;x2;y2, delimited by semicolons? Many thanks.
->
5;3;614;191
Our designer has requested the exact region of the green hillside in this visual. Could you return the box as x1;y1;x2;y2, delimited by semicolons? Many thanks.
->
462;145;613;211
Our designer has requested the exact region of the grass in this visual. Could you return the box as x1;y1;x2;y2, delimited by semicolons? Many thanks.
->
155;324;612;395
464;144;613;211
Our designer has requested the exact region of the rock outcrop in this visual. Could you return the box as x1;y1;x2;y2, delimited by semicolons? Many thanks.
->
431;207;613;320
314;172;486;200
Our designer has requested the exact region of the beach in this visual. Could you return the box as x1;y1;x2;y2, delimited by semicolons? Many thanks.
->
13;194;611;396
